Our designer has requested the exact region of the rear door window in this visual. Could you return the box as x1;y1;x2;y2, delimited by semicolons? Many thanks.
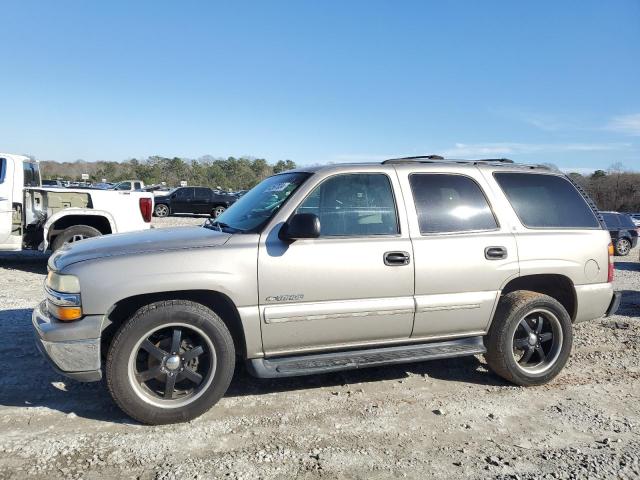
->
409;174;497;234
0;158;5;184
494;173;599;229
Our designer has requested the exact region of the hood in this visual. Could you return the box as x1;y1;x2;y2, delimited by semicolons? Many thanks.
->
50;226;231;271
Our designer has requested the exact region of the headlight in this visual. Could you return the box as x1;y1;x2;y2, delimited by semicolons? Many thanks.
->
46;271;81;293
45;272;82;321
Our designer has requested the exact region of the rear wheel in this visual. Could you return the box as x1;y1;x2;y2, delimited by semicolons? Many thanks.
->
154;204;170;217
106;300;235;425
51;225;102;251
485;291;572;386
615;237;631;256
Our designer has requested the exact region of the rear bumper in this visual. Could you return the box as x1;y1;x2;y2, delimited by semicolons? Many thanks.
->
574;283;615;324
604;290;622;317
32;301;103;382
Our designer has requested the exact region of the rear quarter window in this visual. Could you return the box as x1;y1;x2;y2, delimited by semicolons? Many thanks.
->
494;173;599;229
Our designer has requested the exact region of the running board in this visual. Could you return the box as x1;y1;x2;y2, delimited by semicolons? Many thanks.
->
248;336;486;378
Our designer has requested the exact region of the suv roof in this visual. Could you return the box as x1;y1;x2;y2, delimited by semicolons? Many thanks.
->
289;156;554;175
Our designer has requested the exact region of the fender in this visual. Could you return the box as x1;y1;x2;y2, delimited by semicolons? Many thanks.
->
41;208;117;251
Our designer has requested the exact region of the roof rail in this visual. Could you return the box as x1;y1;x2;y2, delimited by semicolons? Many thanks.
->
382;156;515;165
382;155;444;164
476;158;514;164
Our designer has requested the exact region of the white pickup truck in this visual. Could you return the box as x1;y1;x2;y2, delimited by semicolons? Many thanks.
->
0;153;154;251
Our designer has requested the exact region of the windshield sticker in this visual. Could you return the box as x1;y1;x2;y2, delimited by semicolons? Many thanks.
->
265;182;291;192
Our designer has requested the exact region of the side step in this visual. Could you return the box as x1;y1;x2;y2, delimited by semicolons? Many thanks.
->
248;336;486;378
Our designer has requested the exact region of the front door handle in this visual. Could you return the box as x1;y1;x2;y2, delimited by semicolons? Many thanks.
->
384;251;410;266
485;246;507;260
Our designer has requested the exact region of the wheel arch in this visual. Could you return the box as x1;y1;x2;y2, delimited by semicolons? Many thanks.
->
498;274;577;322
102;290;248;359
44;210;115;250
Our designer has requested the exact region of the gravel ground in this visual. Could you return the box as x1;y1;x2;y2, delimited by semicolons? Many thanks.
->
1;217;639;479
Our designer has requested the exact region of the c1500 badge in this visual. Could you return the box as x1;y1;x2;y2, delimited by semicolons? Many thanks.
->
265;294;304;302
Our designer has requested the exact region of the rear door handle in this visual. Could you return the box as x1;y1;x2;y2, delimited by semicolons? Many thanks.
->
384;251;410;266
485;246;507;260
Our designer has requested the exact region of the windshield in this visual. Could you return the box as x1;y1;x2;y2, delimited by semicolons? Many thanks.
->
205;172;310;233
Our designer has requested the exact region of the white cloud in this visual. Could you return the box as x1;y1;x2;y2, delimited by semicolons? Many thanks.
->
441;142;631;157
606;113;640;136
522;114;574;132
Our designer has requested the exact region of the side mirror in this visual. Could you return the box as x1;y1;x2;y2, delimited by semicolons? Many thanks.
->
279;213;321;241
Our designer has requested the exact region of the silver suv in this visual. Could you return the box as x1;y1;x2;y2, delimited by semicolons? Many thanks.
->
33;157;621;424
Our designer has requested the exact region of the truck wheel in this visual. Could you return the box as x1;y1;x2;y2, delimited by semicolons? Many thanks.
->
106;300;235;425
51;225;102;251
154;204;170;217
484;291;572;386
615;237;631;256
211;205;226;218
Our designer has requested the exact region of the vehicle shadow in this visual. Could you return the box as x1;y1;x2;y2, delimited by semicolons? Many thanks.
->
0;308;135;424
0;252;49;274
615;262;637;272
0;307;508;424
225;354;508;399
614;290;640;318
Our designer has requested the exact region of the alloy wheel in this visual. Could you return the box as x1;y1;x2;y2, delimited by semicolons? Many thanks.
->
617;238;630;255
155;204;169;217
128;323;216;408
511;309;563;375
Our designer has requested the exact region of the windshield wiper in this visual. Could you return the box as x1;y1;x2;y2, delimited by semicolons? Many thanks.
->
203;219;243;233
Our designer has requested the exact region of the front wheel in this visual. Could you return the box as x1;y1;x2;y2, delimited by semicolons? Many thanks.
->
106;300;235;425
484;291;573;386
615;237;631;256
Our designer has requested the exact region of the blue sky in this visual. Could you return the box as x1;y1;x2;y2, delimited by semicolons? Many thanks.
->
1;1;639;171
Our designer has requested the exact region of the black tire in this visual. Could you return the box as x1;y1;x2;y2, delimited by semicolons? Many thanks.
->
51;225;102;251
211;205;226;218
484;291;573;386
615;237;631;256
154;203;170;217
106;300;235;425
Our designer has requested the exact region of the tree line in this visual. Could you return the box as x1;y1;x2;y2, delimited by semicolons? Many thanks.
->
569;167;640;212
40;156;297;191
40;156;640;211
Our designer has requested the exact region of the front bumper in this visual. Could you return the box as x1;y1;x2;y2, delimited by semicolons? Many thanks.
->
32;301;103;382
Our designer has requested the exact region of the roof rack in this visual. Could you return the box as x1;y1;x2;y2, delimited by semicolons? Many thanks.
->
381;155;515;165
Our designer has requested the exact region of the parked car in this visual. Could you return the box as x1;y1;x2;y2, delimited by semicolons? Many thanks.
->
42;179;64;188
624;212;640;227
111;180;145;191
93;182;114;190
143;184;172;196
0;152;154;252
600;211;638;256
153;186;237;218
33;157;619;425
